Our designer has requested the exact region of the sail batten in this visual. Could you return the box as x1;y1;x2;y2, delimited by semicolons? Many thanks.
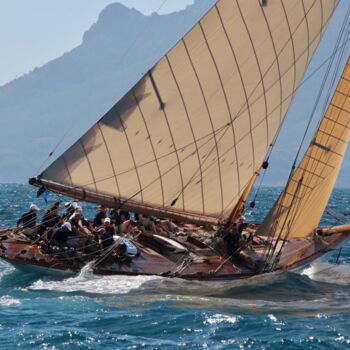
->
258;57;350;239
39;0;339;219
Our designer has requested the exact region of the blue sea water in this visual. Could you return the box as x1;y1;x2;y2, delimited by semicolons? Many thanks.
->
1;184;350;349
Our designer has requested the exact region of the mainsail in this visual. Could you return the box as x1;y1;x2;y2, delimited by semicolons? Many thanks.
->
257;57;350;239
34;0;339;223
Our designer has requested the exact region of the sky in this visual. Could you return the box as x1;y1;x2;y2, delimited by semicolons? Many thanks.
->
0;0;194;86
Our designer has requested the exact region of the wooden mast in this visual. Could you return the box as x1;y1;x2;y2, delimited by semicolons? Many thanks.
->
227;171;259;223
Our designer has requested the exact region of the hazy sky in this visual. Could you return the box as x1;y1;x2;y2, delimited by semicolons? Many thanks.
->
0;0;194;86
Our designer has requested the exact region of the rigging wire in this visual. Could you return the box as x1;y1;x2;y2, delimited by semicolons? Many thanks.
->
33;0;170;175
261;5;350;269
0;0;172;222
33;1;342;201
22;3;349;224
250;4;350;211
32;37;350;221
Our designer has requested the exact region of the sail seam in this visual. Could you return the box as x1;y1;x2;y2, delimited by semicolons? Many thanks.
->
198;18;237;214
62;156;73;186
297;76;350;199
335;90;350;98
131;89;165;207
150;69;186;210
260;0;283;129
79;139;98;192
181;37;224;214
214;4;245;200
298;167;325;179
236;0;266;166
164;55;205;213
290;178;314;190
304;154;336;168
116;108;144;203
301;0;311;76
318;129;348;143
329;103;350;114
281;2;297;111
284;95;350;233
97;123;121;197
324;115;350;128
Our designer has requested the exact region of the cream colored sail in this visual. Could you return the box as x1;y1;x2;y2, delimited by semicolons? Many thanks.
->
257;58;350;239
39;0;339;221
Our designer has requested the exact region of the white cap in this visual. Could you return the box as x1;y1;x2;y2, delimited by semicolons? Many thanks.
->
63;222;72;231
71;202;78;209
104;217;111;224
239;215;246;221
30;204;40;211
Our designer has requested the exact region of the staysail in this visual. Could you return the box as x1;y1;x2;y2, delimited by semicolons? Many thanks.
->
34;0;339;223
257;57;350;239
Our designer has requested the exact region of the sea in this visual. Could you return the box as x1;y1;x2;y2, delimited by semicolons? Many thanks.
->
1;184;350;349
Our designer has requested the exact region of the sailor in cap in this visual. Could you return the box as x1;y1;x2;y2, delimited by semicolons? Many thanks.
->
16;203;40;237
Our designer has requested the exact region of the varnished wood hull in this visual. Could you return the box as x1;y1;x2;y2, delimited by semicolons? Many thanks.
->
1;226;349;281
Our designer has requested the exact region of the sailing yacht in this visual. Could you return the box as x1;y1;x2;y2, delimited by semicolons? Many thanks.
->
1;0;350;279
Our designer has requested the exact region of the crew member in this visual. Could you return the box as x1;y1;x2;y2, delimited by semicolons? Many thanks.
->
94;205;107;227
17;204;40;237
51;222;72;246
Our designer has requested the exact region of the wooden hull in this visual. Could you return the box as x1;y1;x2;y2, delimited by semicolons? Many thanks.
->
1;226;349;281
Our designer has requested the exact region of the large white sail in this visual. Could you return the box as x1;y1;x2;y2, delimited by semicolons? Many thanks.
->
39;0;339;221
257;58;350;239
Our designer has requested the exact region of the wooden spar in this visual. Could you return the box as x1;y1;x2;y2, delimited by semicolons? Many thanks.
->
227;172;259;223
29;177;219;226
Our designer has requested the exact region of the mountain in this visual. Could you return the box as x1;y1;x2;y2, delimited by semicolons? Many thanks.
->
0;0;215;183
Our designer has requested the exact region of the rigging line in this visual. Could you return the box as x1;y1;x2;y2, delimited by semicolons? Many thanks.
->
293;19;350;196
267;90;350;266
40;0;333;192
263;178;304;270
320;12;350;118
293;4;350;170
54;44;350;219
58;0;331;206
112;0;170;66
54;122;230;201
214;0;326;138
33;0;170;176
43;38;350;196
170;38;350;210
283;97;350;229
274;40;350;222
326;207;347;224
64;39;350;211
246;39;350;220
42;37;350;216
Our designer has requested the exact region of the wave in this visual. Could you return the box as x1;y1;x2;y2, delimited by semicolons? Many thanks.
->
301;261;350;285
28;263;162;295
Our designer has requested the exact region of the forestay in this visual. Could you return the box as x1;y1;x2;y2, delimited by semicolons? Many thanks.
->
257;58;350;239
40;0;339;221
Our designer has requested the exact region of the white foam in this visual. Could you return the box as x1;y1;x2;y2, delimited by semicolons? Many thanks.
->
301;262;350;285
204;313;239;325
0;295;21;306
268;314;277;322
29;263;161;294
